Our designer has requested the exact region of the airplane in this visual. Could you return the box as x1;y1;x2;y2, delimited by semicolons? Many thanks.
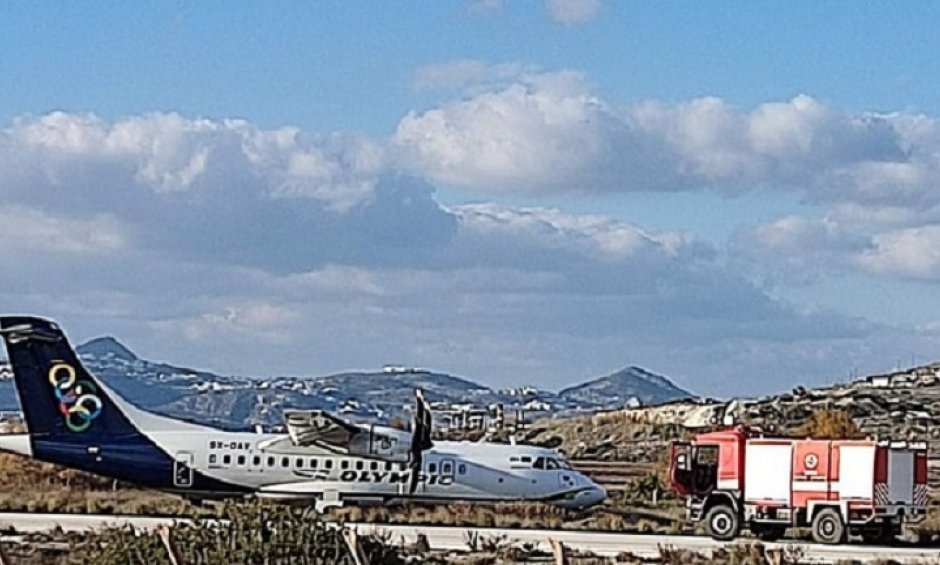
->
0;316;606;511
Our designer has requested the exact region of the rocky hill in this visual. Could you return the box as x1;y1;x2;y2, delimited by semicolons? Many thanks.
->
524;362;940;463
0;336;692;429
559;366;693;407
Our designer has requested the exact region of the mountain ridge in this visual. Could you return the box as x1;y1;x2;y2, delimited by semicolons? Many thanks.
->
0;335;694;429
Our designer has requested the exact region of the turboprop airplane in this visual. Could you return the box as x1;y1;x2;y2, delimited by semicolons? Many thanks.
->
0;316;606;511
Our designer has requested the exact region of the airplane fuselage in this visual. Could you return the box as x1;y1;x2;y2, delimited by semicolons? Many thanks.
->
0;316;606;511
0;425;605;509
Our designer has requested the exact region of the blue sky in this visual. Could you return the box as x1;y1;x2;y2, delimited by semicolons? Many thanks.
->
1;1;939;396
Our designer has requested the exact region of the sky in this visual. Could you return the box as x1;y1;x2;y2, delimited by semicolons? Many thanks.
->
1;1;939;397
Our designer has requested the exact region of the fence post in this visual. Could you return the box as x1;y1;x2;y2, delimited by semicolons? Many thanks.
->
342;528;371;565
547;537;568;565
0;539;12;565
157;525;184;565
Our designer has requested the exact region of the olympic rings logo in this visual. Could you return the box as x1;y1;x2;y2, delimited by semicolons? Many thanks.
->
47;362;102;433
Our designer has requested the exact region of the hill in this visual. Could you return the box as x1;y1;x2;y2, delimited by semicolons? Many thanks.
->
559;366;693;407
524;362;940;463
0;335;692;428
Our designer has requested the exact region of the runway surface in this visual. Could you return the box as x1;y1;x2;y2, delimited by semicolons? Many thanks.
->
0;512;937;563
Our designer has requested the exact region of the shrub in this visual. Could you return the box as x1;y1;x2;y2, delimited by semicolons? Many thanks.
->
794;409;863;439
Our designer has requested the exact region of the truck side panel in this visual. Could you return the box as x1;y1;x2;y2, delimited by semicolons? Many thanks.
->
743;442;792;504
887;449;914;505
838;445;875;501
792;440;835;507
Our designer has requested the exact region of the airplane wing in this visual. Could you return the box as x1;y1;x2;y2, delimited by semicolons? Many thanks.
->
282;390;434;476
282;409;413;462
283;410;361;449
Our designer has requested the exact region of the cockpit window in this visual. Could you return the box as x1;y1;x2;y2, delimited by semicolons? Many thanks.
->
533;457;545;470
545;458;560;470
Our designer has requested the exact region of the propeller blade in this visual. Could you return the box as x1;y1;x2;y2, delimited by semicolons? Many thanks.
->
408;388;433;495
408;457;421;495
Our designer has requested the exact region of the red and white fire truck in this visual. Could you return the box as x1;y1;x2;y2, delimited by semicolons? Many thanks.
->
669;426;928;544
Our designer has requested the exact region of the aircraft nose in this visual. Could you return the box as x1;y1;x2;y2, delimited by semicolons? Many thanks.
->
579;483;607;508
553;480;607;509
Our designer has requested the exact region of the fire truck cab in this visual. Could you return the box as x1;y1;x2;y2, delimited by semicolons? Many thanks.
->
669;427;928;544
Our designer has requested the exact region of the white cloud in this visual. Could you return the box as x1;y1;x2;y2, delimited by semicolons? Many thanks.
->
395;80;940;214
452;202;707;264
0;107;934;394
858;224;940;279
396;71;645;193
3;112;387;209
543;0;603;25
466;0;503;17
466;0;603;25
731;215;868;279
0;206;128;255
160;303;300;345
413;60;491;92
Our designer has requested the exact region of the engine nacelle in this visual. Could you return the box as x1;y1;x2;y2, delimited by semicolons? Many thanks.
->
345;424;412;462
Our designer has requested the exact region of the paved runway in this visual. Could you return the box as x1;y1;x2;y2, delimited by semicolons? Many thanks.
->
0;512;937;563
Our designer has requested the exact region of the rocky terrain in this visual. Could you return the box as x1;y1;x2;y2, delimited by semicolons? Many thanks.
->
0;336;693;429
524;362;940;464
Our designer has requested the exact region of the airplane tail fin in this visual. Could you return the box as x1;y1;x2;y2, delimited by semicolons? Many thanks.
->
0;316;141;443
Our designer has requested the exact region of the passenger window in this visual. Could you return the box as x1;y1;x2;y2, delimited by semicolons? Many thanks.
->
296;458;304;468
385;461;393;471
253;456;261;467
325;459;333;469
458;464;467;475
521;456;532;463
223;454;231;466
310;458;318;468
281;457;290;468
370;461;378;471
442;462;453;474
341;460;349;470
356;460;364;471
267;456;275;467
534;457;545;470
237;455;246;466
428;463;437;474
209;454;217;465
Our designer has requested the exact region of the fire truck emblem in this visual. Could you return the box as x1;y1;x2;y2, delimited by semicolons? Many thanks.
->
804;453;818;470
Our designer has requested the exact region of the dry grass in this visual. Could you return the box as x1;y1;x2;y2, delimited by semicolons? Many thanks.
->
0;452;201;516
0;451;683;533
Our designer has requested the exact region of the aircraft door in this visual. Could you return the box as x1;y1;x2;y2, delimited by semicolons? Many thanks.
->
440;458;456;486
174;451;194;488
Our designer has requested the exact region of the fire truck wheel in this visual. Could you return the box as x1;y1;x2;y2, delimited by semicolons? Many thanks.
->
705;504;740;541
811;508;846;545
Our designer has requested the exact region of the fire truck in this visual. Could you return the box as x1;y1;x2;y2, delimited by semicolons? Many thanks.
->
669;427;928;544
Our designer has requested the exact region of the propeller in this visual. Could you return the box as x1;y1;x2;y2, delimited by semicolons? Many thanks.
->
408;388;434;495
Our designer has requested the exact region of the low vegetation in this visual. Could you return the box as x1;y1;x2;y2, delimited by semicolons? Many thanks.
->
0;452;686;534
0;502;415;564
790;409;864;440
